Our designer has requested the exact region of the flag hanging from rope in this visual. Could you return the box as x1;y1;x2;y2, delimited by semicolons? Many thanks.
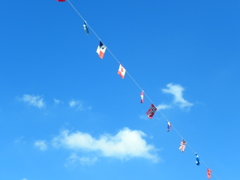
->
96;41;107;59
118;64;126;79
195;153;200;166
146;104;157;119
140;91;144;103
83;22;89;35
167;121;172;132
179;139;187;152
207;168;212;179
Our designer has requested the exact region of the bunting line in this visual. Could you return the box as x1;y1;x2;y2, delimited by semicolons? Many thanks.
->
61;1;220;179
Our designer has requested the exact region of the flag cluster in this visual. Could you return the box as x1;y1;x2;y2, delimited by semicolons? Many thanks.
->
57;2;217;178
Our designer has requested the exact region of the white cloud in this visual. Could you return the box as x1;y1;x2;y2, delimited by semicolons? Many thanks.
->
69;100;89;111
34;140;47;151
54;98;61;104
21;94;45;108
162;83;193;108
156;104;171;110
14;136;26;144
69;100;79;107
66;153;98;166
52;128;159;162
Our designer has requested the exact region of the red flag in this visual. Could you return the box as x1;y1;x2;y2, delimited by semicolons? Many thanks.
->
207;168;212;179
57;0;66;2
146;104;157;119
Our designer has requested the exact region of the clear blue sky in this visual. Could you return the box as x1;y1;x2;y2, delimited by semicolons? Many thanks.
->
0;0;239;180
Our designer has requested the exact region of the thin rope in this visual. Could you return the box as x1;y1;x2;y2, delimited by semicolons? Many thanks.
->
62;1;220;179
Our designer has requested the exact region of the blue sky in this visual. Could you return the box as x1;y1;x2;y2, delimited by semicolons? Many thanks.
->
0;0;239;179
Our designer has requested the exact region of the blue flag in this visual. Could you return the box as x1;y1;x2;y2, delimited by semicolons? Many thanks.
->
195;153;200;165
167;121;172;132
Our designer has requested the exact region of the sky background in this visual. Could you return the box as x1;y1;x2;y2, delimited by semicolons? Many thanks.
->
0;0;239;180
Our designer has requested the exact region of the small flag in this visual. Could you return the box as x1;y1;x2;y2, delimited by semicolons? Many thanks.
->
167;121;172;132
83;22;89;35
195;153;200;166
140;91;144;103
146;104;157;119
179;139;187;152
207;168;212;179
96;41;107;59
118;64;126;79
57;0;66;2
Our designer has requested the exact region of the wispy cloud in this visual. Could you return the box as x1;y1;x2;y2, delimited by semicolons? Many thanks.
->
162;83;193;109
69;99;91;111
69;100;79;107
34;140;47;151
14;136;26;145
52;128;159;162
66;153;98;166
54;98;61;105
22;178;27;180
156;104;171;110
21;94;45;108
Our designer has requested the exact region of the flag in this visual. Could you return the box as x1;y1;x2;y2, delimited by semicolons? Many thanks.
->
118;64;126;79
207;169;212;179
195;153;200;166
96;41;107;59
57;0;66;2
179;140;187;152
140;91;144;103
167;121;172;132
146;104;157;119
83;22;89;35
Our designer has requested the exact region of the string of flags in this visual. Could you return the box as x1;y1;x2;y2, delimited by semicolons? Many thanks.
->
57;0;219;179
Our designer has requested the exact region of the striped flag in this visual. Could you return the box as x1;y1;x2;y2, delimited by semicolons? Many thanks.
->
96;41;107;59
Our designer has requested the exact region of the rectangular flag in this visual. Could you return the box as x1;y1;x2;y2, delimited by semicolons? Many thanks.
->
140;91;144;103
118;64;126;79
146;104;157;119
96;41;107;59
57;0;66;2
